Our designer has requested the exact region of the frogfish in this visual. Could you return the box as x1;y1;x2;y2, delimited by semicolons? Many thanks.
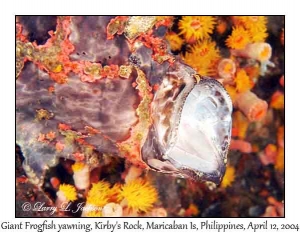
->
16;16;232;186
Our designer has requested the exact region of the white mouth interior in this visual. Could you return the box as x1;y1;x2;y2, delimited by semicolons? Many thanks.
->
166;83;225;174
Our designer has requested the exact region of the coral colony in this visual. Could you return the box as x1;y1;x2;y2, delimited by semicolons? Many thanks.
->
16;16;284;217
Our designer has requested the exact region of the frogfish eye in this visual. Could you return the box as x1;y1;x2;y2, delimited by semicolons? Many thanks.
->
141;64;232;185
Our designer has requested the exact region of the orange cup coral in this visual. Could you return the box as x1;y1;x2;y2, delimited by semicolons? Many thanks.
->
178;16;216;42
72;162;90;190
235;91;268;122
102;203;123;217
234;69;253;93
217;58;236;80
149;207;168;217
182;39;220;77
165;32;184;51
230;139;252;153
221;165;236;188
270;91;284;109
118;179;158;213
226;26;251;49
56;184;77;208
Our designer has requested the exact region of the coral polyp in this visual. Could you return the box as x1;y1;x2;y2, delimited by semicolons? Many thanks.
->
217;58;236;80
57;184;77;202
235;69;253;93
85;181;110;207
226;26;251;49
182;39;220;76
220;165;236;188
118;179;158;213
238;16;268;31
178;16;216;42
165;32;184;51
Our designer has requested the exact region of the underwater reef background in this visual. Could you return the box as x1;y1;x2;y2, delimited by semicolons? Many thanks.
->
16;16;284;217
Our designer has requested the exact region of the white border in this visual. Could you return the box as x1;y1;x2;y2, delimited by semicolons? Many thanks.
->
1;1;298;232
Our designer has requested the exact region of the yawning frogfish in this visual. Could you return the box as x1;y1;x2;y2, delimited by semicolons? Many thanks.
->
16;16;232;186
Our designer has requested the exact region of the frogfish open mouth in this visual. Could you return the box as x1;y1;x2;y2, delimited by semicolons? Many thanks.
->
142;64;232;185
